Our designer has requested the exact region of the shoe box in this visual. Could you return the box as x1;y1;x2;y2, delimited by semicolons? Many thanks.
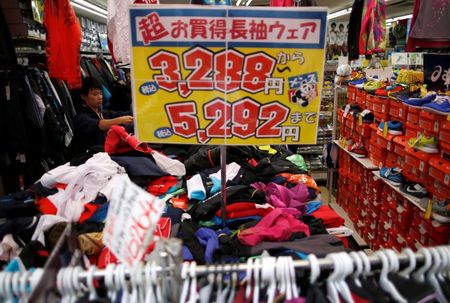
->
347;85;357;103
419;111;442;137
404;121;421;139
389;98;408;123
428;156;450;196
402;146;432;183
412;211;450;246
355;89;367;108
365;93;376;111
393;136;408;167
438;119;450;156
372;96;390;122
407;107;421;124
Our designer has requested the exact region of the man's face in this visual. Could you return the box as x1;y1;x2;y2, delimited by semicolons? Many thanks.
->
82;88;103;109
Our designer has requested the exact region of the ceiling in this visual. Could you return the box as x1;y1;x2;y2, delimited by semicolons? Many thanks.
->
77;0;414;23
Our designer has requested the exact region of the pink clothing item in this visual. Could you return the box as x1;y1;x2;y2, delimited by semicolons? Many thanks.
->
270;0;294;6
359;0;386;55
238;208;310;246
251;182;308;216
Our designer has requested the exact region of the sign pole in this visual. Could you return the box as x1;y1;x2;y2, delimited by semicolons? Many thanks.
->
220;145;227;228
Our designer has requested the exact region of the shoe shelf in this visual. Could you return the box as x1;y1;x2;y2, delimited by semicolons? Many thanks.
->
372;171;450;224
333;140;379;170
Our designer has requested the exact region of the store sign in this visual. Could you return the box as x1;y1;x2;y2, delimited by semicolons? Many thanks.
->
424;54;450;93
103;175;165;267
130;6;327;145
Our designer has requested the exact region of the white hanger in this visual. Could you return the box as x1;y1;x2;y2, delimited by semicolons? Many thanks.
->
245;258;254;300
335;253;355;303
215;263;224;303
276;257;286;296
427;248;446;303
187;262;199;303
11;272;21;300
307;254;321;285
19;270;31;301
283;258;293;301
253;258;261;303
287;257;299;299
119;265;131;303
179;263;190;303
349;252;363;287
227;263;239;303
105;264;117;301
375;250;407;303
0;272;5;301
436;247;450;281
129;264;142;303
87;265;99;301
261;257;277;303
326;253;342;303
399;248;416;279
145;262;156;303
357;251;371;278
56;268;66;302
413;248;432;283
73;266;87;302
133;263;145;303
152;261;164;303
385;250;400;273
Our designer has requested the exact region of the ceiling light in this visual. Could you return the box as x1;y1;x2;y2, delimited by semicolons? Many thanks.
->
327;8;352;20
72;0;107;15
386;14;413;23
236;0;243;5
70;2;107;19
245;0;252;6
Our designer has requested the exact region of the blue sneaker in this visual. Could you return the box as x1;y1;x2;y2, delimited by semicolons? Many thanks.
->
399;92;436;107
349;78;367;86
380;167;404;186
378;121;403;135
423;96;450;114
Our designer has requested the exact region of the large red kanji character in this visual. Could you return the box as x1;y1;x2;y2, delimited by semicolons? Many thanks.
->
286;28;299;40
209;19;227;40
230;19;247;39
190;19;208;39
248;20;267;40
139;12;169;44
300;22;317;40
268;21;285;40
171;20;189;39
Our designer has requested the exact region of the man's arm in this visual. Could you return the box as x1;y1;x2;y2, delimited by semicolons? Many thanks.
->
98;115;134;131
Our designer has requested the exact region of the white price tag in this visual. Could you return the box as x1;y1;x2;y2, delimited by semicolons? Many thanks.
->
343;104;351;118
103;175;165;267
5;84;10;101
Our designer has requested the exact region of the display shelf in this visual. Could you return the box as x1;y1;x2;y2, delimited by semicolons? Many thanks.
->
311;170;328;181
12;36;46;43
372;171;450;224
329;202;369;248
333;140;379;170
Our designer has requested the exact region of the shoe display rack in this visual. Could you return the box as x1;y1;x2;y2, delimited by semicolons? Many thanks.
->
334;75;450;250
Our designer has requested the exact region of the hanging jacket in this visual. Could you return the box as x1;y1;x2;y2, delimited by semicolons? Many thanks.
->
359;0;387;55
347;0;365;60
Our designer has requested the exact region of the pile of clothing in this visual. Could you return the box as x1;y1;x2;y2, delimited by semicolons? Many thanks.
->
0;125;346;269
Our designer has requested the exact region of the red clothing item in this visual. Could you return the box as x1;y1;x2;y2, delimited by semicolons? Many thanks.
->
105;125;152;155
216;202;274;219
147;176;178;196
79;203;101;224
312;205;345;228
44;0;82;89
36;197;57;215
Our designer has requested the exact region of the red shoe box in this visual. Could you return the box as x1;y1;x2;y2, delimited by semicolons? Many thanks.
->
369;139;387;167
355;122;372;139
347;85;357;102
407;107;421;124
355;89;367;107
428;156;450;187
365;94;377;111
405;121;421;139
439;119;450;144
413;212;450;245
372;131;395;151
432;180;450;200
391;230;409;251
419;111;441;136
393;136;408;166
345;113;355;131
372;96;390;122
389;99;408;123
440;141;450;159
410;227;429;247
404;146;432;174
337;108;344;124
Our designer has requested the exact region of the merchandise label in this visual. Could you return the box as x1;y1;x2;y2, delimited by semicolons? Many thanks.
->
130;6;327;145
424;54;450;93
103;175;165;267
5;84;10;101
425;199;433;220
383;122;388;137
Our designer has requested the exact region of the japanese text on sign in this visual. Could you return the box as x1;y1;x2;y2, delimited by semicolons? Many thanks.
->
130;6;327;145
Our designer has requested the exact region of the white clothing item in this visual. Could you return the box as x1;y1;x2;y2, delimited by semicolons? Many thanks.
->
107;0;134;65
31;215;68;245
209;162;241;183
41;153;126;221
151;151;186;176
187;174;206;201
0;234;22;262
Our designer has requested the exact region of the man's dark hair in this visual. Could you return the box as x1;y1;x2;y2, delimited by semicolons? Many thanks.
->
339;24;344;30
81;77;102;96
331;22;336;27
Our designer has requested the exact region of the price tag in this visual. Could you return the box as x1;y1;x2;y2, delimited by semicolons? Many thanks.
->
343;104;351;118
383;122;388;137
419;161;424;172
447;115;450;122
425;199;433;219
5;83;10;101
103;175;165;267
358;115;363;126
434;121;440;133
444;174;449;185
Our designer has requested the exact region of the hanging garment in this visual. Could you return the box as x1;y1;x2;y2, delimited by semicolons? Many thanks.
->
347;0;365;60
107;0;134;65
359;0;387;55
406;0;450;51
44;0;82;88
238;208;310;246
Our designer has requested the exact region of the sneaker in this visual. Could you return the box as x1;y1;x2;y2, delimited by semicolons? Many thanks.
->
400;92;437;107
380;167;404;186
360;110;374;124
375;85;404;97
364;79;386;93
431;197;450;223
348;78;367;86
400;182;428;198
349;143;367;158
378;121;403;135
423;95;450;114
408;134;439;154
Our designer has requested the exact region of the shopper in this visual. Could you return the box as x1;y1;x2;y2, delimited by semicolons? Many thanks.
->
69;77;134;155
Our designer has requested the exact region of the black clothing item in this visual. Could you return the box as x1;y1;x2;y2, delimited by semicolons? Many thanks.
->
301;216;327;235
389;274;437;303
348;0;365;60
19;241;49;269
0;216;40;247
358;277;390;303
305;283;328;303
214;235;251;260
30;182;58;197
111;156;167;177
347;278;387;303
70;105;106;156
253;157;306;183
189;185;266;220
440;279;450;301
180;221;205;265
69;147;103;166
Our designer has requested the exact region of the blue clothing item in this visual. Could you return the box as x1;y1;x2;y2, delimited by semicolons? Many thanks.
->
209;175;221;195
86;203;109;223
212;216;262;226
102;85;111;108
215;227;232;236
348;78;367;86
110;156;167;177
423;96;450;114
182;245;194;261
195;228;219;264
305;201;322;215
271;175;287;185
400;93;436;107
380;167;404;186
